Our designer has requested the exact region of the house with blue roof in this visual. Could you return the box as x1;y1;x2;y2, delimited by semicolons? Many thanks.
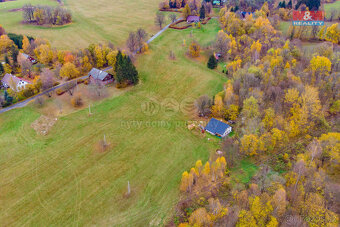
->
205;118;232;138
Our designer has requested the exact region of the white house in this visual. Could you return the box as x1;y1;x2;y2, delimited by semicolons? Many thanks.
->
205;118;232;138
1;74;31;91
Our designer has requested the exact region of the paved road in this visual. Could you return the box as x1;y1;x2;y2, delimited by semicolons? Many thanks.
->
0;20;178;114
0;75;90;114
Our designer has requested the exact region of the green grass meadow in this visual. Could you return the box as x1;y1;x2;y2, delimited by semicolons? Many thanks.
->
324;0;340;19
0;0;168;49
0;20;227;226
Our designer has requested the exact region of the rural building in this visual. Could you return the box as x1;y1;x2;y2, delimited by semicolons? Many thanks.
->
1;74;32;91
88;68;114;85
205;118;232;138
187;16;200;23
214;52;222;60
239;12;254;19
213;0;226;6
21;53;37;64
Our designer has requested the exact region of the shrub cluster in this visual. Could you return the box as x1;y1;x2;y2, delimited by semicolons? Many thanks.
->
23;4;72;25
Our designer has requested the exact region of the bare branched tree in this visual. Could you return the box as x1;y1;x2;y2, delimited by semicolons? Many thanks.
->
155;12;165;29
64;80;77;96
41;68;55;97
195;95;212;117
127;32;138;52
169;13;177;23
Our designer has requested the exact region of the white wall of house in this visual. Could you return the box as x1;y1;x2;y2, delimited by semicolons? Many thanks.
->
222;127;232;137
17;80;28;90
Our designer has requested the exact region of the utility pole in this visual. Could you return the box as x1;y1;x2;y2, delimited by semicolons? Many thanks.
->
128;181;131;195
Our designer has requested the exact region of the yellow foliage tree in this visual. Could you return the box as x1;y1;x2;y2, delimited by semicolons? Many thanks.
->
211;94;225;118
202;162;210;175
183;4;191;19
262;108;275;130
237;210;258;227
310;56;332;81
189;41;200;57
57;51;65;64
325;23;339;44
285;88;300;105
226;59;242;74
250;40;262;61
319;132;340;164
106;50;118;69
94;45;105;68
22;35;30;54
208;198;228;221
250;196;273;226
240;134;263;156
34;44;53;65
301;85;322;120
266;216;278;227
226;104;239;121
0;35;14;54
195;160;203;174
180;171;190;192
81;56;92;72
224;81;234;105
60;62;80;80
272;188;287;218
242;96;259;119
270;128;287;149
300;193;339;226
188;208;212;226
318;25;326;40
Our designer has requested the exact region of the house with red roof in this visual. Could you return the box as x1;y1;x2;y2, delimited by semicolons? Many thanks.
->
21;53;37;64
1;74;32;91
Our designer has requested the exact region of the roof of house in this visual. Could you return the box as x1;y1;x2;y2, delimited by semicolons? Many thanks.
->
187;16;200;21
21;53;35;59
88;68;109;81
1;74;31;88
205;118;231;135
21;53;29;59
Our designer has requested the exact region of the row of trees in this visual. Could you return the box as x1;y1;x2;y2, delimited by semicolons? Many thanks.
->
175;2;340;226
288;23;340;43
22;4;72;25
1;24;140;106
126;28;147;53
159;0;213;19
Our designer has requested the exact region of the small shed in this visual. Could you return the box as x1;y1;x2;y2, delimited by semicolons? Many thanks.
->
239;12;254;19
214;52;222;60
187;16;200;23
21;53;37;64
205;118;232;138
88;68;114;85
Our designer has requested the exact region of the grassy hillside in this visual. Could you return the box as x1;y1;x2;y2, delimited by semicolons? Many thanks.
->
324;0;340;18
0;20;226;226
0;0;167;49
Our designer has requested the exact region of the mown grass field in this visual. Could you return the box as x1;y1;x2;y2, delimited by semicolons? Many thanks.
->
0;0;169;49
0;20;227;226
324;0;340;18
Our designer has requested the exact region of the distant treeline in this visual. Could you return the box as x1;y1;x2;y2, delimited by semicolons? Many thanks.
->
22;4;72;26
